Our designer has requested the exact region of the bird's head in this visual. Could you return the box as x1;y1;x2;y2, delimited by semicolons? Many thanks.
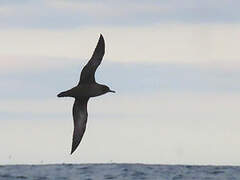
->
102;85;115;94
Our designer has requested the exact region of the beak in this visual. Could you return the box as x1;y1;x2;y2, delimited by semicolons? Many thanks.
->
109;89;116;93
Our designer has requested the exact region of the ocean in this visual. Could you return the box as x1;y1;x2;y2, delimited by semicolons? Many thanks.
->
0;163;240;180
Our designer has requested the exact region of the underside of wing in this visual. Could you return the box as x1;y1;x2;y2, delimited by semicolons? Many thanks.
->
79;34;105;84
71;98;89;154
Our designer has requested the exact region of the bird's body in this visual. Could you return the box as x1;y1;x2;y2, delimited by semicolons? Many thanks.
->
57;34;115;154
58;83;109;98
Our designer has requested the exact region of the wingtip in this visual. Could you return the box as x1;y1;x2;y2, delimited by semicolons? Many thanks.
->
89;33;105;60
70;147;75;155
70;142;78;155
99;34;104;42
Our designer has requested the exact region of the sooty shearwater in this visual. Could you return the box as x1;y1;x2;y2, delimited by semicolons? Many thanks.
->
57;34;115;154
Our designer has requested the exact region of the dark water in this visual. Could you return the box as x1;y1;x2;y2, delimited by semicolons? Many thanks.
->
0;164;240;180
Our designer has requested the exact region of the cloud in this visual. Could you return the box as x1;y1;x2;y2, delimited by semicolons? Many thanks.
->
0;56;79;73
1;92;240;164
0;24;240;68
49;1;171;17
1;0;240;165
1;62;240;104
0;0;240;28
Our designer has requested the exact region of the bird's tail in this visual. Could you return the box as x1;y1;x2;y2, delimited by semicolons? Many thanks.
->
57;91;69;97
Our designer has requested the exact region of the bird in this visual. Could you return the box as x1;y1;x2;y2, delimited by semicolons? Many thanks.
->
57;34;115;154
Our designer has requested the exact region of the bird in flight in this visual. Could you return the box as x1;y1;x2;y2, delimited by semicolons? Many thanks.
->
57;34;115;154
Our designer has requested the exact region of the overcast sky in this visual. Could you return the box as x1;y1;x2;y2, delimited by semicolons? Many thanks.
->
1;0;240;165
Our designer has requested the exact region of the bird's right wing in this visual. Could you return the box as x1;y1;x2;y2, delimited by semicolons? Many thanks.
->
71;97;89;154
78;34;105;84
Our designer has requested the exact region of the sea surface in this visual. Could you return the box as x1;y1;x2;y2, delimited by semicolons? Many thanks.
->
0;163;240;180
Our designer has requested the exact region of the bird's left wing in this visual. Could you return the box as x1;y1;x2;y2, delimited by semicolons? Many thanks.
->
78;34;105;84
71;97;89;154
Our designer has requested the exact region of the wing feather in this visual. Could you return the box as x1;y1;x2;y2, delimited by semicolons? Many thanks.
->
71;98;89;154
79;34;105;84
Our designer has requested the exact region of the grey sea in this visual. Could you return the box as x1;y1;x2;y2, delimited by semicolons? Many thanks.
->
0;164;240;180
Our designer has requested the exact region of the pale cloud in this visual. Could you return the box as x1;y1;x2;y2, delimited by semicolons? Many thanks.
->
49;1;172;17
1;61;240;102
0;99;65;114
0;24;240;71
1;92;240;165
2;92;240;119
0;6;15;16
1;0;240;166
0;56;78;74
0;0;240;28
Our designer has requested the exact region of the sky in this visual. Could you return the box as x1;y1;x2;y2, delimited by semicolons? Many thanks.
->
1;0;240;165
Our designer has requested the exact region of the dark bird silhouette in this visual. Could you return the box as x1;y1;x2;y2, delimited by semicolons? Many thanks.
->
57;34;115;154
